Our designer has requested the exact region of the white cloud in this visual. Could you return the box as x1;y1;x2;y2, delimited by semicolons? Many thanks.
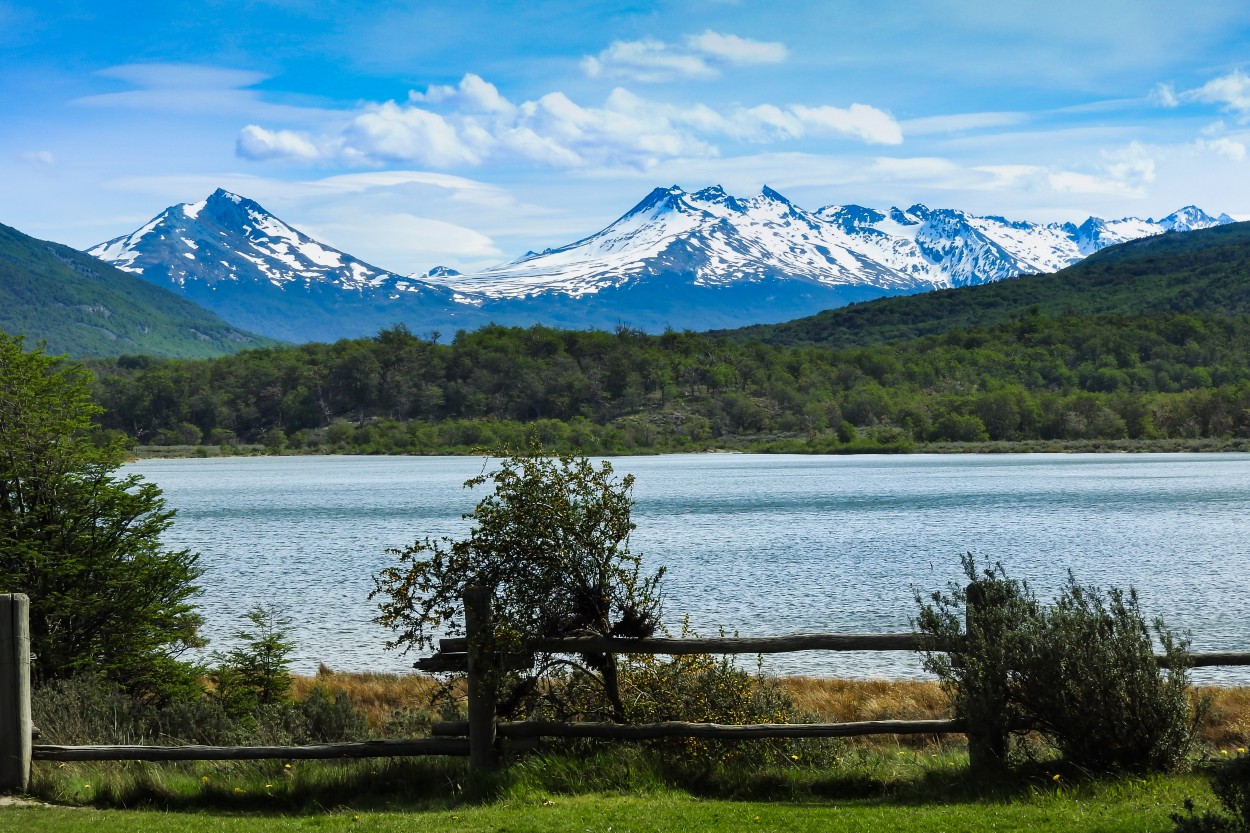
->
238;74;899;170
1195;137;1247;161
343;102;485;166
306;214;503;270
1188;69;1250;117
19;150;56;169
684;30;788;65
582;39;718;83
73;62;336;123
409;74;516;115
901;111;1030;136
791;104;903;145
1152;83;1179;108
1169;69;1250;121
1048;142;1156;197
581;31;786;82
236;125;325;163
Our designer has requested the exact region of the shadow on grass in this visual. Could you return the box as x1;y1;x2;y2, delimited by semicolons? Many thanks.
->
30;745;1169;816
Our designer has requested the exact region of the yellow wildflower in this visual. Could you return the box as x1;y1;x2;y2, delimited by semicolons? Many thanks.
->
1052;774;1061;782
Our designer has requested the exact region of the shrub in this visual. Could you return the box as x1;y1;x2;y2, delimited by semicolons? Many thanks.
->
916;555;1199;774
1015;577;1198;774
914;556;1037;771
373;452;665;722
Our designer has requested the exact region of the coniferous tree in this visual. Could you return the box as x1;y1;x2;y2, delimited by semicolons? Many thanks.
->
0;334;203;698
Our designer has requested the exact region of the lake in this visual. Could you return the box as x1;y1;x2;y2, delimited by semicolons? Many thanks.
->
124;453;1250;682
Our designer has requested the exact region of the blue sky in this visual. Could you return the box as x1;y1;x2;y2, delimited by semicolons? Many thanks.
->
4;0;1250;275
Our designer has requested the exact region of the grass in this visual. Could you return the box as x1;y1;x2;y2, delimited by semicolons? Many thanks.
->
4;768;1221;832
286;670;1250;749
16;673;1249;830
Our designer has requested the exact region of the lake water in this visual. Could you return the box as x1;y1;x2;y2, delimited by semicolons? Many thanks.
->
124;453;1250;683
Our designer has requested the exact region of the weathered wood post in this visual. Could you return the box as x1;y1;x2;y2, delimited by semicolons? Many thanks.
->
964;581;1007;773
0;594;31;793
463;586;498;771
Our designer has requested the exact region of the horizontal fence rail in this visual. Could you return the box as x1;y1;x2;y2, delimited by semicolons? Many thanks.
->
6;585;1250;787
31;738;469;762
433;718;967;741
439;632;941;655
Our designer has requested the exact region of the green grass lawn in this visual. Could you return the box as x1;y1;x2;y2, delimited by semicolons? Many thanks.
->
2;763;1220;833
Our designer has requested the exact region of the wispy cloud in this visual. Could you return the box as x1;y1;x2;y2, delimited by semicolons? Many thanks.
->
73;63;335;123
1155;69;1250;121
19;150;56;169
581;31;787;82
237;73;900;170
901;111;1031;136
1186;69;1250;119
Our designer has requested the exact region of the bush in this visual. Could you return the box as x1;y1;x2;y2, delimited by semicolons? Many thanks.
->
373;452;665;722
1015;578;1198;774
32;674;371;747
915;557;1037;771
916;555;1199;774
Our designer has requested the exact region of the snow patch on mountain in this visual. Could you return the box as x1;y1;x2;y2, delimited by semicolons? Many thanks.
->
88;185;1233;337
433;186;1231;300
87;188;435;296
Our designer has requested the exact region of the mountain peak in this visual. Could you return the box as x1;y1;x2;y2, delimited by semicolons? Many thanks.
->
759;185;792;205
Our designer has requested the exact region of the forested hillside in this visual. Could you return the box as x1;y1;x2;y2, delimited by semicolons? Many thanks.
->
90;313;1250;453
0;222;274;358
721;221;1250;347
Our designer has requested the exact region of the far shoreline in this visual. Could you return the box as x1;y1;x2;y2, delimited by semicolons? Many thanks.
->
128;437;1250;460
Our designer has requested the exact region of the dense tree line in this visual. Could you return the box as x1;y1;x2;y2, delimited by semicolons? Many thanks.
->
87;312;1250;453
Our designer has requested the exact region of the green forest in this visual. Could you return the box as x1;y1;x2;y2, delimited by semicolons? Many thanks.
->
87;310;1250;455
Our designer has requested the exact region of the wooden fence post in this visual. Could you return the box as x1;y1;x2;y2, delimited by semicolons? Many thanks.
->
0;594;31;793
964;581;1007;773
464;587;497;771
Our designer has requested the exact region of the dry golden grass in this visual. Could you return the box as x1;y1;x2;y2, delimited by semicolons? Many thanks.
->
291;669;1250;749
1198;685;1250;748
780;676;951;722
291;666;460;730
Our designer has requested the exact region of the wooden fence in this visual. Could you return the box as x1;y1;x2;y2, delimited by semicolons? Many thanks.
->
4;587;1250;791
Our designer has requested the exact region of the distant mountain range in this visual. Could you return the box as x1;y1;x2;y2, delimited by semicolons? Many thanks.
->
0;221;271;358
82;186;1234;343
720;219;1250;347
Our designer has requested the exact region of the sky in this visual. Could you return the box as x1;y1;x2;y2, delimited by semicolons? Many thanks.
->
4;0;1250;276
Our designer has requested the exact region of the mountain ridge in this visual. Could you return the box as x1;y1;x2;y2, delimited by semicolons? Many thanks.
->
715;219;1250;348
86;185;1233;341
0;220;274;358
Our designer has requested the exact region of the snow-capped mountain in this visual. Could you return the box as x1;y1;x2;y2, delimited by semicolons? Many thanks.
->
87;186;1234;341
438;185;1232;298
91;188;426;295
87;189;481;342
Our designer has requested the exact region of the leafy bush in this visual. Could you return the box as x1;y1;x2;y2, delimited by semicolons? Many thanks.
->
916;555;1199;774
1014;578;1198;774
373;452;665;722
914;557;1037;771
32;674;370;747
